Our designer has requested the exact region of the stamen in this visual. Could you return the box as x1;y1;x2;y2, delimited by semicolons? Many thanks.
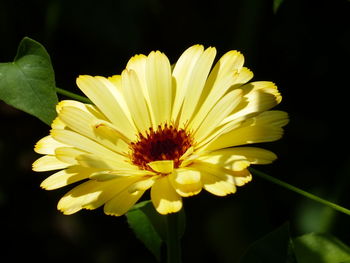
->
130;124;193;171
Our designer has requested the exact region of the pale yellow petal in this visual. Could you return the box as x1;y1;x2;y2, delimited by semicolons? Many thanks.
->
171;45;204;121
222;81;282;125
194;89;243;143
76;153;135;170
76;75;136;140
34;135;66;155
190;58;253;132
55;147;86;165
121;69;152;133
32;155;70;172
151;176;182;214
51;116;66;129
41;166;97;190
56;100;108;121
145;51;172;126
178;47;217;127
90;169;154;181
125;55;154;123
169;168;202;197
214;147;278;164
147;160;174;174
59;106;129;154
196;151;250;171
232;169;253;186
51;129;127;163
57;176;140;214
203;111;289;151
128;176;158;193
193;163;237;196
104;189;145;216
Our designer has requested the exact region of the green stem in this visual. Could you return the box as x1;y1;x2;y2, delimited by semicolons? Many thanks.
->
249;168;350;216
55;87;92;103
166;213;182;263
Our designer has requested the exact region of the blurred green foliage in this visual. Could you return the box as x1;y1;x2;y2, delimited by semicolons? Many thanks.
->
1;0;349;262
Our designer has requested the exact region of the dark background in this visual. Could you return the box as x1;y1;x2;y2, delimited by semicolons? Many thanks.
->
1;0;349;262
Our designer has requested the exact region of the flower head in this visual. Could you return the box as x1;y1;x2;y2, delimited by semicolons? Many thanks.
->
33;45;288;216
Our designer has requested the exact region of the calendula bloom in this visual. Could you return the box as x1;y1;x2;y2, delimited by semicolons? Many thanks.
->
33;45;288;216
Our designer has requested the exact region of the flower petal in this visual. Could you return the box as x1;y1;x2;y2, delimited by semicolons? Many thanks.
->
151;176;182;214
147;160;174;174
194;88;243;143
104;189;145;216
189;51;252;131
146;51;172;126
121;69;152;133
203;111;289;151
76;153;134;170
128;176;158;193
171;45;204;121
169;168;202;197
178;47;217;127
57;176;140;214
193;163;237;196
41;166;97;190
34;135;66;155
58;106;129;154
51;129;127;164
222;81;282;125
76;75;136;140
32;155;71;172
197;152;250;171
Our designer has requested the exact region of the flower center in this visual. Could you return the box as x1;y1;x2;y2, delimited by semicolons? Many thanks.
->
130;124;193;171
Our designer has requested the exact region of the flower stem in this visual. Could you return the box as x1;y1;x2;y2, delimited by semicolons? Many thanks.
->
249;168;350;216
166;213;182;263
55;87;92;103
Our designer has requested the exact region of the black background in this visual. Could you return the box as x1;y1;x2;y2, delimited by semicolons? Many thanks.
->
1;0;349;262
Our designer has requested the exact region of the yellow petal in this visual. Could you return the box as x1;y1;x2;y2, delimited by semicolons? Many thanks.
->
121;69;152;133
222;81;282;125
151;176;182;214
76;75;136;140
147;160;174;174
57;176;140;214
104;189;145;216
212;147;278;164
55;147;87;165
194;163;237;196
58;106;129;154
169;168;202;197
145;51;172;126
32;155;70;172
171;45;204;121
197;152;250;171
34;135;66;155
76;153;134;170
189;51;251;131
51;129;127;164
178;47;217;127
41;166;96;190
204;111;289;151
56;100;108;121
90;170;153;181
194;88;242;143
128;176;158;193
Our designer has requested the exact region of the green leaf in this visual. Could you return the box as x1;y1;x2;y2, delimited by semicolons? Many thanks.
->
126;200;186;262
0;37;58;125
273;0;284;13
239;222;296;263
293;233;350;263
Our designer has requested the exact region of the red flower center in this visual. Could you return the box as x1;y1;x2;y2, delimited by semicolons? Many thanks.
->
130;124;193;171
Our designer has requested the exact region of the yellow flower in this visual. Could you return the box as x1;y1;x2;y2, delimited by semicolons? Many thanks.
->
33;45;288;216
